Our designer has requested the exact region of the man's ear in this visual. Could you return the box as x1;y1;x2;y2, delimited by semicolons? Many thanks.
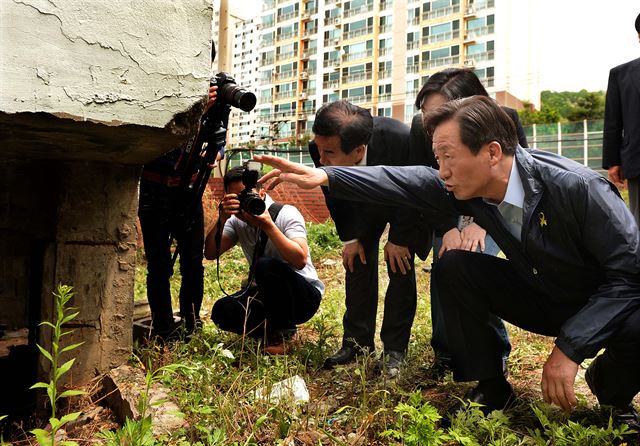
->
259;189;266;199
487;141;504;166
353;144;366;159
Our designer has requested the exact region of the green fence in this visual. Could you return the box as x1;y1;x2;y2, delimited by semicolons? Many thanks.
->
226;146;315;168
523;119;604;174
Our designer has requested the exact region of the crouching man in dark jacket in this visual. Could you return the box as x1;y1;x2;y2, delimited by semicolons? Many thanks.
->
255;96;640;431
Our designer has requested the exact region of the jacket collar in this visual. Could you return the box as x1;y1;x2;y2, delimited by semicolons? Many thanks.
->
513;145;543;201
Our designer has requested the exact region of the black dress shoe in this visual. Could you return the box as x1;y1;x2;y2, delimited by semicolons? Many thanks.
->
323;345;370;369
449;380;516;415
613;406;640;433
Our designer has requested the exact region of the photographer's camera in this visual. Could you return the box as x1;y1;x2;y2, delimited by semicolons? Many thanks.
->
210;72;257;112
238;161;265;216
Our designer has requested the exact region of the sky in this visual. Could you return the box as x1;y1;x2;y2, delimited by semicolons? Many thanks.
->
234;0;640;92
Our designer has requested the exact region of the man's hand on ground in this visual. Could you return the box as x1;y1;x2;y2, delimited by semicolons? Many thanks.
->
541;345;579;411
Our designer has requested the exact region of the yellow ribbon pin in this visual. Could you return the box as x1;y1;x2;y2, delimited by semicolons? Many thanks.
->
538;212;548;227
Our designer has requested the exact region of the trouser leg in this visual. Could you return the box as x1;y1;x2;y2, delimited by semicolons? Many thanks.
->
254;257;321;331
176;203;204;331
380;252;417;352
342;231;383;349
139;192;175;334
435;250;575;381
210;291;266;338
430;238;511;362
586;306;640;407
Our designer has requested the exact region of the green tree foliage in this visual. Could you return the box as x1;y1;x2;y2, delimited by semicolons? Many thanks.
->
518;90;605;125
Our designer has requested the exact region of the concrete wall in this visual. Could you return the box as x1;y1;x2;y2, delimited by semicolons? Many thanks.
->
0;0;214;387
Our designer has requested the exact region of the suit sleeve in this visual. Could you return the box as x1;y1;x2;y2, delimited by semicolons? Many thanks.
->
408;113;438;167
322;165;458;235
555;176;640;363
602;68;623;169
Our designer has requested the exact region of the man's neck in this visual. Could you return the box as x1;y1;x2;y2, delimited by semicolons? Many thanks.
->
485;156;515;204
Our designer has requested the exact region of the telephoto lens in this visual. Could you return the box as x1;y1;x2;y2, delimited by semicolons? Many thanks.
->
211;72;257;112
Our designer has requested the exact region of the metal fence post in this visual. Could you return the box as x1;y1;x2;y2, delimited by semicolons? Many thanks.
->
557;122;562;157
532;123;537;149
583;119;588;166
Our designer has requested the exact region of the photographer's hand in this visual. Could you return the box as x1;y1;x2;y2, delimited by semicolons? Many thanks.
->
460;222;486;253
204;85;218;113
255;155;328;190
220;193;240;220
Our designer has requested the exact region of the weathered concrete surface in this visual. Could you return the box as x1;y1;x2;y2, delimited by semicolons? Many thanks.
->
0;0;213;163
102;365;187;436
1;0;212;128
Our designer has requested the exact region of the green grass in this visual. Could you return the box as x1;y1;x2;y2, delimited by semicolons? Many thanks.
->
130;220;638;445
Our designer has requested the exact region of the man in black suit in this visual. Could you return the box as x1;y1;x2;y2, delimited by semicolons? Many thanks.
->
603;13;640;224
308;100;455;375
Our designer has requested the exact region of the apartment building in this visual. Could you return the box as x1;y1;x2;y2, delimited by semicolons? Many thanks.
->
230;0;539;146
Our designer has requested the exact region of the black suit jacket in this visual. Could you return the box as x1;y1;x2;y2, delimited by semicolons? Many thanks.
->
603;57;640;179
309;116;437;258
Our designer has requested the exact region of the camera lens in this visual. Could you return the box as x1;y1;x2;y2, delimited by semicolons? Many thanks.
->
243;196;266;216
220;84;257;112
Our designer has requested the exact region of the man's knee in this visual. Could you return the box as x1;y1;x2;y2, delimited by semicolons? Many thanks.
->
433;249;469;283
254;257;286;282
211;297;235;328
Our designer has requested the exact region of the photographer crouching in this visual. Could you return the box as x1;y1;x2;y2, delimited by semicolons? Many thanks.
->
204;163;324;350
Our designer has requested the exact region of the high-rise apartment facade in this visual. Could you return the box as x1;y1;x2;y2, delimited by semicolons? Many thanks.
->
229;0;539;147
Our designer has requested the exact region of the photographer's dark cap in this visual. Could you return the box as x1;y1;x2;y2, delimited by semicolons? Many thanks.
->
636;13;640;33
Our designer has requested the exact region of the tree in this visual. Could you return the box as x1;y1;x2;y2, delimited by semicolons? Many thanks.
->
518;90;605;125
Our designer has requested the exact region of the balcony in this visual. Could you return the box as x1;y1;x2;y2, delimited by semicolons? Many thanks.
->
277;11;299;23
465;50;495;64
304;7;318;15
258;96;272;104
259;40;275;49
323;79;339;89
421;55;460;70
273;110;296;119
378;93;391;102
406;40;419;50
379;24;393;33
465;24;495;40
275;90;296;100
303;28;317;37
407;16;420;26
349;94;372;104
406;89;418;98
262;0;275;10
325;58;341;68
464;6;476;17
422;4;460;21
307;66;317;75
276;51;296;62
258;77;273;86
260;21;275;30
475;0;495;11
380;0;393;11
324;38;341;47
276;0;289;4
378;69;391;78
480;76;495;88
261;56;275;65
342;72;372;83
344;4;373;18
379;47;392;57
299;71;309;79
344;26;373;40
342;49;373;61
406;64;419;74
325;16;340;26
422;29;460;45
297;113;307;120
273;70;298;81
276;32;296;42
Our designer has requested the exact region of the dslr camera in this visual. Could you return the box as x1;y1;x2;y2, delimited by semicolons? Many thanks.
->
210;72;257;112
237;161;266;216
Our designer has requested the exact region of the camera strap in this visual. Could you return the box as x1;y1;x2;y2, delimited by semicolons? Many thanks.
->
247;202;284;279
